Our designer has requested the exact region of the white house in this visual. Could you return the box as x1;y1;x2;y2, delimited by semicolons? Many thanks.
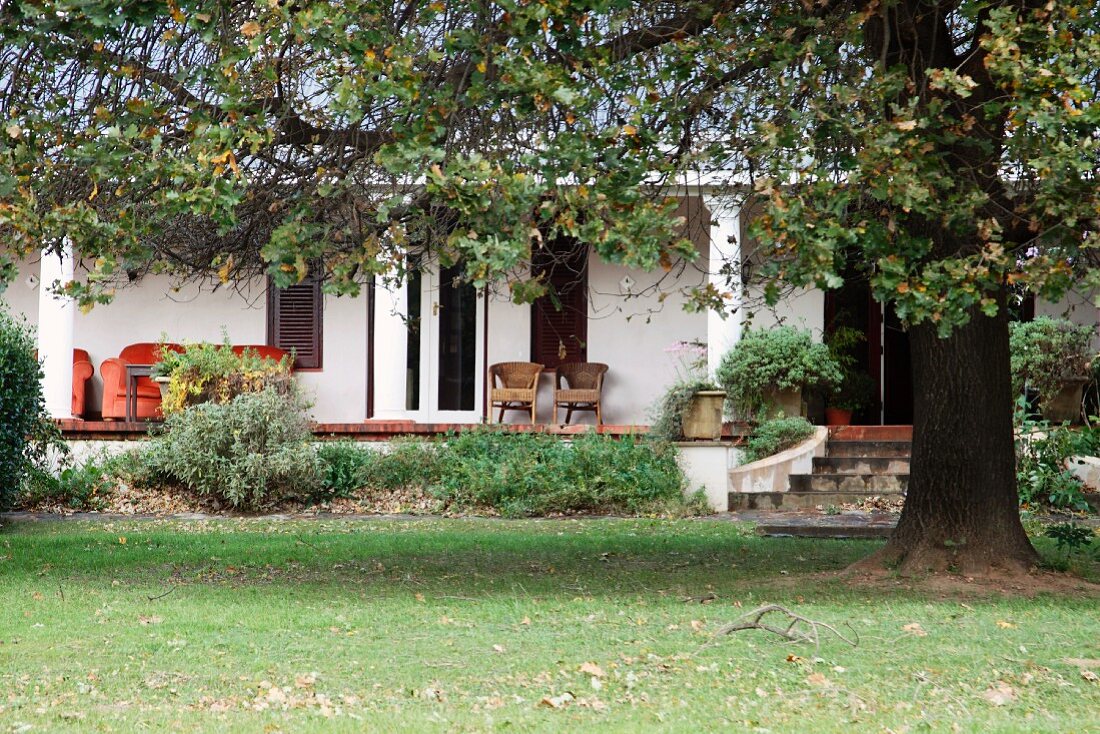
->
4;188;1093;430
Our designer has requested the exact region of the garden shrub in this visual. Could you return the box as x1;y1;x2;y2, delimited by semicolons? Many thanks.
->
155;337;292;416
21;461;111;511
313;438;442;504
0;311;51;509
716;327;842;418
433;429;685;517
1016;424;1090;511
144;386;319;510
316;441;370;501
1009;317;1094;411
741;417;815;463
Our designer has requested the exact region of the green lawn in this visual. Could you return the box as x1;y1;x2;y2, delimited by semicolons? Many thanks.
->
1;518;1098;732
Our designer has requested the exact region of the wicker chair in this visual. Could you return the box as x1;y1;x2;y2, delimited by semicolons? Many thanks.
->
554;362;609;425
488;362;544;423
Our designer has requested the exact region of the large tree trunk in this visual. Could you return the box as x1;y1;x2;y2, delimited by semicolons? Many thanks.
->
866;300;1041;576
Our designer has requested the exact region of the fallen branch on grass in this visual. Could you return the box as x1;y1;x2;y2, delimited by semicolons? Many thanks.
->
147;586;176;602
714;604;858;648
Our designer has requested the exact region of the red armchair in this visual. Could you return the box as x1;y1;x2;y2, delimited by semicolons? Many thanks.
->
100;343;183;421
72;349;94;418
34;348;95;418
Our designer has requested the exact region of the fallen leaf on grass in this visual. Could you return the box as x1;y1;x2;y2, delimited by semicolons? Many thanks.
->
579;662;605;678
806;673;830;686
1082;670;1099;683
420;686;445;701
538;692;575;709
492;644;506;654
690;620;705;632
981;682;1016;706
902;622;927;637
996;620;1017;629
138;615;162;625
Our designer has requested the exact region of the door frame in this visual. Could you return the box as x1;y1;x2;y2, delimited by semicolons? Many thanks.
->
410;262;486;424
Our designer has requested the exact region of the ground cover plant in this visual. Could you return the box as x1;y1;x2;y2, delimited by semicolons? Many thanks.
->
20;430;695;518
0;518;1098;732
740;417;816;463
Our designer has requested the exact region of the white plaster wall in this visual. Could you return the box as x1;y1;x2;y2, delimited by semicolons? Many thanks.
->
485;261;709;426
299;291;368;423
586;257;708;424
740;286;826;339
1037;289;1100;350
4;258;369;422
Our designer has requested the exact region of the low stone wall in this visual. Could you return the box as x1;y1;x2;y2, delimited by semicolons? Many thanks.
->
727;426;829;495
676;441;744;511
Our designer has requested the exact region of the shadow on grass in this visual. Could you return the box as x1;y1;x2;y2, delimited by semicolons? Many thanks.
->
0;517;885;599
4;517;1098;601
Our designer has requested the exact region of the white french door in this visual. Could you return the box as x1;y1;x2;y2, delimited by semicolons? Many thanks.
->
405;261;485;423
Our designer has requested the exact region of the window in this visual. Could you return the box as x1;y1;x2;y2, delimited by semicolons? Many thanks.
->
267;269;323;369
531;239;588;369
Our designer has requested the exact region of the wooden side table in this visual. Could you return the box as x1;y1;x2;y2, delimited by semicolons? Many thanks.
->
124;364;155;422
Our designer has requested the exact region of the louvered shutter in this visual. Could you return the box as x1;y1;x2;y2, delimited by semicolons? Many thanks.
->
267;272;323;369
531;241;587;369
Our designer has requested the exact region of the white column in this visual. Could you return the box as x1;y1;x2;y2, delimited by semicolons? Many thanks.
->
702;194;744;378
37;242;75;419
371;276;409;419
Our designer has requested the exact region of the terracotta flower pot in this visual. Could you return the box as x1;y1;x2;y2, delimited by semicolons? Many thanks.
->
1042;377;1088;424
762;387;803;419
682;390;726;440
825;407;853;426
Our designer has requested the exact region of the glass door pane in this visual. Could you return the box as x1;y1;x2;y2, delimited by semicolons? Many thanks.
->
436;264;476;411
405;267;422;411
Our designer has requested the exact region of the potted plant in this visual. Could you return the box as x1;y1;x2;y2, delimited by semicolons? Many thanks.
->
715;326;842;420
826;370;876;425
1010;317;1096;423
649;340;726;441
823;326;874;425
650;378;727;441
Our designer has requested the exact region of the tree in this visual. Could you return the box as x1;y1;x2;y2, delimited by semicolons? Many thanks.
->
1;1;1096;574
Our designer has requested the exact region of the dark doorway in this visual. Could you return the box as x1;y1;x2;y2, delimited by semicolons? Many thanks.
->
824;277;913;425
881;305;913;425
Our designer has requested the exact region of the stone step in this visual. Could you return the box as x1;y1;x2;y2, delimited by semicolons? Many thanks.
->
826;440;911;458
789;473;909;493
812;456;910;475
755;523;895;540
728;491;905;511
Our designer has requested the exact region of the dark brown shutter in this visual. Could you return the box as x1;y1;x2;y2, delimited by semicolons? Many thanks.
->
531;239;587;369
267;271;323;369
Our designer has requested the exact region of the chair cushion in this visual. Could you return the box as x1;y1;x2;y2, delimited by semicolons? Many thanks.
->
491;388;535;402
556;389;600;403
